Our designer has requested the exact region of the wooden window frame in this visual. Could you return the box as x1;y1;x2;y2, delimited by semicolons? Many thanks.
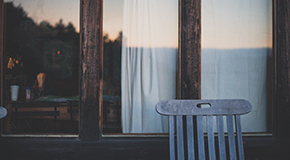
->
81;0;276;139
1;0;290;159
79;0;201;140
0;0;278;139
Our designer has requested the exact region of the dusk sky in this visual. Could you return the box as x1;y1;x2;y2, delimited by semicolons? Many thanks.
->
104;0;272;49
6;0;272;49
104;0;178;48
5;0;80;32
103;0;124;41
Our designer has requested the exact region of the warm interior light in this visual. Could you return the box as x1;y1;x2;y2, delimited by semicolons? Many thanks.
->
57;51;60;55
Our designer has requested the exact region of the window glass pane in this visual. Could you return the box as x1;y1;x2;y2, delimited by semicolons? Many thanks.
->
2;0;80;135
201;0;272;133
103;0;178;134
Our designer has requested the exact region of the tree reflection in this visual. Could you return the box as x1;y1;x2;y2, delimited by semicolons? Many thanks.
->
103;31;122;97
4;2;79;98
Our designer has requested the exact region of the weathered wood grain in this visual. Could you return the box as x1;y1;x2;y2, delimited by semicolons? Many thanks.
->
207;116;215;160
176;116;185;160
196;116;205;160
276;0;290;139
79;0;103;140
0;0;2;105
226;115;236;160
179;0;201;99
186;116;195;160
236;115;245;160
217;116;226;160
156;99;252;160
156;99;252;116
169;116;176;160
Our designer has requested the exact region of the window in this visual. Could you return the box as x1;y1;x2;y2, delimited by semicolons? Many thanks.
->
201;0;273;133
102;0;273;135
1;1;290;159
2;0;80;135
0;0;274;139
103;0;178;134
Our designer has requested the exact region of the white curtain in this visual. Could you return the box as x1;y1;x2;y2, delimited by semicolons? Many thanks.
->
201;0;272;132
121;0;177;133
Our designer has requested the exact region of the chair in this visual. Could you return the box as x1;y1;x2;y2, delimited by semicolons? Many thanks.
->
0;107;7;119
0;106;7;131
67;100;79;123
156;99;252;160
11;101;60;130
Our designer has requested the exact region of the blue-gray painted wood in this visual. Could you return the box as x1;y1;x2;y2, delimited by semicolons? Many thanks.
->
176;116;185;160
207;116;216;160
169;116;176;160
217;116;226;160
186;116;195;160
156;99;252;116
196;116;205;160
155;99;251;160
0;107;7;119
227;115;237;160
235;115;245;160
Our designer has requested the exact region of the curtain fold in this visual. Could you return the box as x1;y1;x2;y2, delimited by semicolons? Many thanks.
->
121;0;177;133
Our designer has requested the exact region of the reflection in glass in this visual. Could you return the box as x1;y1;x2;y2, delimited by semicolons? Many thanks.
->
3;0;79;135
201;0;272;132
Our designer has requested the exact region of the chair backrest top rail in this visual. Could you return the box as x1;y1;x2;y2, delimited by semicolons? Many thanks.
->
156;99;252;116
0;107;7;119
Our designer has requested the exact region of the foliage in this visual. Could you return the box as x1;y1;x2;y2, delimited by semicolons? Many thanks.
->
4;2;80;96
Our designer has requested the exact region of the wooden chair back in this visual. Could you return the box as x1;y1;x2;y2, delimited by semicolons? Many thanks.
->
0;107;7;119
156;99;252;160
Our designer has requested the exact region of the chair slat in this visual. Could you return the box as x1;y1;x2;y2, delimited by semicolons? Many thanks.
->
217;116;226;160
176;116;185;160
235;115;245;160
156;99;252;160
186;116;195;160
169;116;176;160
207;116;216;160
227;115;237;160
196;116;205;160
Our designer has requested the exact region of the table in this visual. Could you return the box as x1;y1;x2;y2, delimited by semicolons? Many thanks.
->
7;101;63;129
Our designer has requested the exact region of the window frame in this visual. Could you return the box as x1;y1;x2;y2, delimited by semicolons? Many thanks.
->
79;0;102;140
0;0;275;139
80;0;201;140
0;0;81;137
1;0;290;159
0;0;289;145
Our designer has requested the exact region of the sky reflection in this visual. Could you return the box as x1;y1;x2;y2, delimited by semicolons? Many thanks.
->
4;0;79;32
4;0;272;49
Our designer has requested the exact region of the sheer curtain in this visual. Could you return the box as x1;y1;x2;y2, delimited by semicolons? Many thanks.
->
201;0;272;132
121;0;177;133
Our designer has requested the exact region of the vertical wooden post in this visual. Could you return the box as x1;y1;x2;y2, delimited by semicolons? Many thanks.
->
179;0;201;99
275;0;290;138
79;0;103;140
0;0;3;106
